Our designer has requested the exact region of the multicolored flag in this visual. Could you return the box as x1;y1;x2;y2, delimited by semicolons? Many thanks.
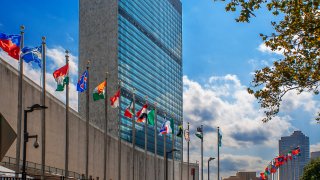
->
270;165;277;173
136;104;148;123
93;81;106;101
159;120;172;135
147;109;155;126
176;125;183;137
76;70;88;92
0;33;21;60
287;151;293;160
124;101;134;118
260;172;266;180
110;90;120;108
195;127;203;139
53;64;69;91
21;46;42;68
292;146;301;156
184;129;190;142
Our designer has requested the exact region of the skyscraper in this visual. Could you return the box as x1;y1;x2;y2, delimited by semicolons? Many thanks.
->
79;0;182;159
279;131;310;180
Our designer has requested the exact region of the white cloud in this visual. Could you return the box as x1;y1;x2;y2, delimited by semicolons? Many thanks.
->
0;47;78;110
257;43;284;55
182;75;294;178
47;46;78;76
281;90;318;113
311;143;320;152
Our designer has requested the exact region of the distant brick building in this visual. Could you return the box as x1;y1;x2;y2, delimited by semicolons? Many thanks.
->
223;171;259;180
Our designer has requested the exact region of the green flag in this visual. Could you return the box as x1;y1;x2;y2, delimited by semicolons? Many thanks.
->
147;109;155;126
195;127;203;139
176;125;183;137
218;132;222;147
170;118;174;134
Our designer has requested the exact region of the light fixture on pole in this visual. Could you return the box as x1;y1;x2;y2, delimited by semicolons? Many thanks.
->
207;157;215;180
22;104;48;180
166;148;180;180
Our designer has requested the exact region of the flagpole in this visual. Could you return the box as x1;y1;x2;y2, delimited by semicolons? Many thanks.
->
64;50;70;179
187;122;190;180
154;103;157;180
297;155;299;180
132;88;136;180
144;96;148;180
164;114;167;180
293;157;295;180
180;118;183;180
40;36;47;180
104;72;109;180
118;81;122;180
217;126;220;180
85;61;90;179
201;125;203;180
172;115;175;180
16;25;24;177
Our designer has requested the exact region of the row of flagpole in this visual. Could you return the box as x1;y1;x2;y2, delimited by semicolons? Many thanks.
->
259;146;301;180
0;26;49;179
1;26;224;180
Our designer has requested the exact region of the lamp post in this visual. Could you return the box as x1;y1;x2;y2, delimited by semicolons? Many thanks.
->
207;157;215;180
22;104;48;180
166;148;179;180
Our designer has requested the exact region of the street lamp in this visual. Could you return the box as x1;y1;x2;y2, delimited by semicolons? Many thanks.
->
22;104;47;180
166;148;180;180
207;157;215;180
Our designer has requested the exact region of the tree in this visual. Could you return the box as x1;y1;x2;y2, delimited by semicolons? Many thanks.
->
221;0;320;122
301;158;320;180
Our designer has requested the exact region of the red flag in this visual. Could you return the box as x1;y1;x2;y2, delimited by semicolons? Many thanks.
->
124;101;134;118
260;172;266;180
136;104;148;123
292;147;301;156
110;90;120;108
0;33;21;60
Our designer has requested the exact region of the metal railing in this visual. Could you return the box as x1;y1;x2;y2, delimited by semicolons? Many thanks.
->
0;156;81;179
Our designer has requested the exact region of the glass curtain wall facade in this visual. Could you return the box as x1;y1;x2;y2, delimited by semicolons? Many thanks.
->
117;0;182;159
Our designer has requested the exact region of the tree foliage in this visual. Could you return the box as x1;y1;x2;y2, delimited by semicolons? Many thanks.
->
301;158;320;180
222;0;320;122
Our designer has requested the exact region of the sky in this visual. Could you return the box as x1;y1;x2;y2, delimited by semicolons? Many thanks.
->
0;0;319;179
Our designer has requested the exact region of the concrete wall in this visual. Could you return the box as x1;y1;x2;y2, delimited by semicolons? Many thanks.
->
0;59;198;179
79;0;119;134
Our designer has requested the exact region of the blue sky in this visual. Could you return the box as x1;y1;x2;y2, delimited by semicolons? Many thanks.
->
1;0;319;179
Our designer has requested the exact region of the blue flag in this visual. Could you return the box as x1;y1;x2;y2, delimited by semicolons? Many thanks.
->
21;46;42;68
77;70;88;92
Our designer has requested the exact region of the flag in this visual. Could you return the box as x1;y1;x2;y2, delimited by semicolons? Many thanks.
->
176;125;183;137
136;104;148;123
53;64;69;91
264;167;270;175
170;118;174;134
292;147;301;156
21;46;42;68
218;131;222;147
184;129;190;142
260;172;266;180
287;151;292;160
195;127;203;139
76;70;88;92
159;120;172;135
110;90;120;108
147;109;155;125
124;101;134;118
93;81;106;101
275;156;285;166
0;33;21;60
270;165;277;173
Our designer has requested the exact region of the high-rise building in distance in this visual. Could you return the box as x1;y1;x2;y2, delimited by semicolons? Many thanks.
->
279;131;310;180
79;0;182;159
